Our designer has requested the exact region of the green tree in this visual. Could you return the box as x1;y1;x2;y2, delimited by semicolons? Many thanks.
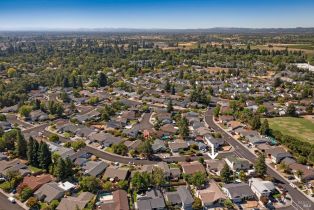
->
260;119;270;136
286;104;296;116
98;72;107;87
15;131;27;158
38;142;52;171
255;154;267;177
131;172;151;192
79;176;100;193
138;141;153;158
192;197;203;210
250;115;261;130
112;143;128;156
306;104;313;114
213;106;220;118
53;158;67;181
164;79;171;92
178;116;189;139
167;99;173;113
0;114;6;121
49;134;59;142
190;172;207;189
221;163;232;183
19;105;32;118
238;170;247;182
223;198;234;209
20;187;33;202
152;167;165;188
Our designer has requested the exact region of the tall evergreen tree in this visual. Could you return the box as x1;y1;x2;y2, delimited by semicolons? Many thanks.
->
221;163;233;183
63;77;70;88
171;85;176;95
164;79;171;92
32;140;40;167
179;116;189;139
77;76;83;88
64;157;73;178
167;99;173;113
27;137;34;165
255;154;267;177
98;72;107;87
54;158;66;181
260;119;270;136
38;142;52;171
71;76;77;88
15;131;27;158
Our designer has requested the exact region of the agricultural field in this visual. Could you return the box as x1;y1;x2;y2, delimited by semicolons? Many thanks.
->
267;116;314;144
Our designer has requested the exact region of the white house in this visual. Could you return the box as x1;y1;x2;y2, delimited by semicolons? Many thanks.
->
249;178;275;198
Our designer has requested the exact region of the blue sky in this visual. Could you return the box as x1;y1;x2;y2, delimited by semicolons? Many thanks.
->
0;0;313;29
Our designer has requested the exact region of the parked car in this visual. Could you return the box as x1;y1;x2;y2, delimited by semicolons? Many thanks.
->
8;197;15;203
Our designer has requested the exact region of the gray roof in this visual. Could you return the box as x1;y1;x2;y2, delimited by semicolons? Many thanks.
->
82;161;108;177
137;189;166;210
34;182;64;202
177;186;194;205
223;183;255;199
165;191;181;205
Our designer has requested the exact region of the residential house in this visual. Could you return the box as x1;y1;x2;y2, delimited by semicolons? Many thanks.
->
164;186;194;210
169;141;189;153
124;140;142;150
155;162;170;178
103;166;129;181
249;178;275;198
225;155;251;171
0;159;31;177
98;190;129;210
18;174;53;192
57;192;94;210
265;147;292;164
29;110;49;122
222;183;255;203
88;132;123;147
204;134;224;150
82;161;108;177
196;181;226;209
181;161;206;175
34;182;65;202
152;139;167;153
205;159;225;176
135;189;166;210
289;163;314;182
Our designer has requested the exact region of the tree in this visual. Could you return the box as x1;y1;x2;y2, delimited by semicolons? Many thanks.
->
53;158;67;181
306;104;313;114
0;113;6;121
63;77;70;88
178;116;189;139
20;187;33;202
103;181;113;191
112;143;128;156
250;114;261;130
286;104;296;116
192;197;202;210
19;105;32;118
64;157;74;178
260;119;270;136
26;197;39;208
117;180;128;190
273;77;282;88
138;141;153;158
223;198;234;209
32;139;40;167
98;72;107;87
167;99;173;113
131;172;151;192
79;176;100;193
190;172;207;189
255;153;267;177
171;85;176;95
213;105;220;118
1;129;18;150
49;134;59;142
164;79;171;92
77;76;83;88
238;170;247;182
221;163;232;183
296;169;304;178
38;142;52;171
27;137;34;165
152;167;165;188
15;131;27;158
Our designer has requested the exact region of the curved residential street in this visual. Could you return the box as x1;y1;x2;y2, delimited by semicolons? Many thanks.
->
204;108;313;210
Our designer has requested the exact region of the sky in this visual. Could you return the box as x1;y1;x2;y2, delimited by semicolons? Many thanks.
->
0;0;313;30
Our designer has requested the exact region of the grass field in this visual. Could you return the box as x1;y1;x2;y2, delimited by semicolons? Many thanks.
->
267;117;314;144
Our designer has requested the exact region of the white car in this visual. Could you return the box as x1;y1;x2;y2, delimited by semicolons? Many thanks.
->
8;197;16;203
290;183;296;188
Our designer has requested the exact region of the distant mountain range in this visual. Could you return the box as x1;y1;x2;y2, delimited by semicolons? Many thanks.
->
1;27;314;34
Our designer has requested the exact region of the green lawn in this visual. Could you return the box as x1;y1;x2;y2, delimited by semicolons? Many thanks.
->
267;117;314;144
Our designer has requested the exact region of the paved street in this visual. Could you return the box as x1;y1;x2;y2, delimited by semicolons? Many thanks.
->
0;193;24;210
204;108;313;210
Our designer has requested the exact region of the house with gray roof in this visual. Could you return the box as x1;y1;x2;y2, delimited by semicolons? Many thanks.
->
82;161;108;177
34;182;65;203
135;189;166;210
249;178;275;198
222;183;255;203
225;155;251;171
56;192;94;210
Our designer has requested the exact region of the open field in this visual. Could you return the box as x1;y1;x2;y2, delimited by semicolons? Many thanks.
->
252;44;314;55
267;117;314;144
